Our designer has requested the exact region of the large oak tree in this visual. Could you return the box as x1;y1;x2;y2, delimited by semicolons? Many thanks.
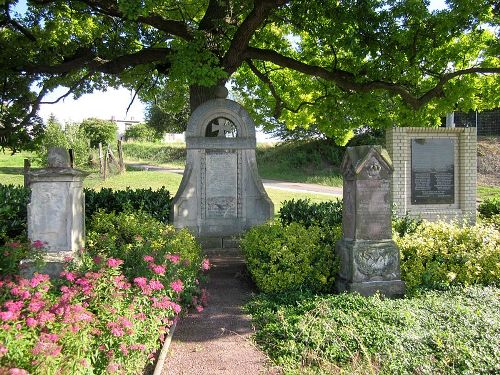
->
1;0;499;149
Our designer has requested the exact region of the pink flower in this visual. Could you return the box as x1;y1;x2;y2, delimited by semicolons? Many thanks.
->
93;256;102;264
60;271;76;282
6;242;21;248
151;265;166;275
32;240;45;249
165;254;180;264
133;277;148;288
7;369;28;375
0;311;15;321
170;279;184;293
26;317;38;328
143;255;154;262
107;322;125;337
107;258;124;268
0;345;7;356
120;343;129;355
149;280;164;291
196;305;204;313
106;363;120;373
201;258;211;270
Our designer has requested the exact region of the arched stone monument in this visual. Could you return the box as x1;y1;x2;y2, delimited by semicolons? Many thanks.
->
171;98;273;248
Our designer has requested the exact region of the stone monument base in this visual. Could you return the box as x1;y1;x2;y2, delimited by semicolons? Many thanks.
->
199;236;240;249
20;251;76;279
335;239;405;298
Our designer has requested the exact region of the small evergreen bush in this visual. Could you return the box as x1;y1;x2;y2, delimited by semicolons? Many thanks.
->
241;221;339;293
396;220;500;291
478;196;500;218
125;123;160;142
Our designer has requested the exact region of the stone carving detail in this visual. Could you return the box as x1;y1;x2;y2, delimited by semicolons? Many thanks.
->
367;158;382;179
206;117;238;138
47;147;71;168
354;245;396;278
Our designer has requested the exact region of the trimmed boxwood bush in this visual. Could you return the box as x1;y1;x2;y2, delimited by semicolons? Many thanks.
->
478;196;500;218
241;221;340;293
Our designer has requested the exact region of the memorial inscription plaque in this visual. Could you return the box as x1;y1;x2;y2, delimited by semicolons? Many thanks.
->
411;138;455;205
205;151;238;218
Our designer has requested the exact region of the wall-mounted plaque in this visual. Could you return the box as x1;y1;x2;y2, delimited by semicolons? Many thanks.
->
205;151;238;218
411;138;455;205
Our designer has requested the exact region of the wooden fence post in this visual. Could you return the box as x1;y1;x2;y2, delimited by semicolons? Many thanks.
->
68;149;74;168
24;159;31;187
117;140;125;173
98;143;104;177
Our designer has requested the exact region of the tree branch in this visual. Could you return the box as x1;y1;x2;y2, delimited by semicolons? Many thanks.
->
246;59;283;118
39;73;94;104
222;0;290;75
22;48;173;75
245;47;500;109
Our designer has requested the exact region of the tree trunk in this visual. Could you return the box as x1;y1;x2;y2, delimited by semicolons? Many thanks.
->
189;85;218;113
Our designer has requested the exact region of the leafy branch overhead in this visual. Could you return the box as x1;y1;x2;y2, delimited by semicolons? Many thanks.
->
1;0;499;148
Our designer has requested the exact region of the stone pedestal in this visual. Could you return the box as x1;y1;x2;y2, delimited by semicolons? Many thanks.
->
171;95;273;248
24;148;87;277
335;146;404;297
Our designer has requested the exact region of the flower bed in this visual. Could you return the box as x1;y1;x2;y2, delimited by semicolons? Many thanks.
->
0;211;208;374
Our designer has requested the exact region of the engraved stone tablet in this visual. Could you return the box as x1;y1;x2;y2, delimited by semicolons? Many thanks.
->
205;151;238;218
411;138;455;204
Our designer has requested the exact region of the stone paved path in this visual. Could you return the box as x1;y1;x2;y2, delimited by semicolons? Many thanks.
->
162;250;280;375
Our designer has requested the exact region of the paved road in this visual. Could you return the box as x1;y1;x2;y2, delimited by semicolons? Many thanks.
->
128;164;342;197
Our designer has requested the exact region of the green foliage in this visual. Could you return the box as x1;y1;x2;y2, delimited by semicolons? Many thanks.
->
241;221;339;293
84;187;172;224
478;197;500;218
396;220;500;291
246;286;500;374
0;241;43;276
124;123;160;142
36;117;91;167
85;210;203;300
0;184;173;244
392;213;423;237
145;86;190;135
79;118;118;148
279;198;342;229
0;184;30;245
122;142;186;166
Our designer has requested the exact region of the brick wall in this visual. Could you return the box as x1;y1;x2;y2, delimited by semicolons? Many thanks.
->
386;127;476;224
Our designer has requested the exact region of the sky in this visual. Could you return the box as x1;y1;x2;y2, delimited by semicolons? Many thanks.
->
28;0;448;128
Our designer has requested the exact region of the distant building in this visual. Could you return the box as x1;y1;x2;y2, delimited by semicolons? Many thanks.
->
110;116;141;140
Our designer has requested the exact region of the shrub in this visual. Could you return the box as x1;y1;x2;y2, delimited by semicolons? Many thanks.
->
0;184;30;245
478;197;500;218
84;187;172;224
125;123;160;142
0;212;209;374
241;221;339;293
279;198;343;229
79;118;118;148
392;213;423;236
36;120;91;167
396;220;500;291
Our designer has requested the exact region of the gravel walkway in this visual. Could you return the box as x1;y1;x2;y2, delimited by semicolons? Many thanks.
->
162;250;280;375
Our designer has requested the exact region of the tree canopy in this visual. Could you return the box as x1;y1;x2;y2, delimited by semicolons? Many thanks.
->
1;0;499;149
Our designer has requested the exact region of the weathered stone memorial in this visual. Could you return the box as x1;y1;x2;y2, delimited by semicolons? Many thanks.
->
171;93;273;248
336;145;405;297
24;147;87;277
387;127;476;224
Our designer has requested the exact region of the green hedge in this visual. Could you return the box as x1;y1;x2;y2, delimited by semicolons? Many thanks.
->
279;198;343;228
0;184;30;245
0;184;173;243
122;142;186;165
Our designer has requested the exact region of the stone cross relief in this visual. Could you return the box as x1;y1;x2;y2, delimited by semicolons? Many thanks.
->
210;118;237;138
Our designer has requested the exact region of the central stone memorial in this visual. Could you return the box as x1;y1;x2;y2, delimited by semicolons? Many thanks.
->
171;96;273;248
336;145;405;297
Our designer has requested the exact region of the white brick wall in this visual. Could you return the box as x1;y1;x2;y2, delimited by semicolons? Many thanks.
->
386;127;477;224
